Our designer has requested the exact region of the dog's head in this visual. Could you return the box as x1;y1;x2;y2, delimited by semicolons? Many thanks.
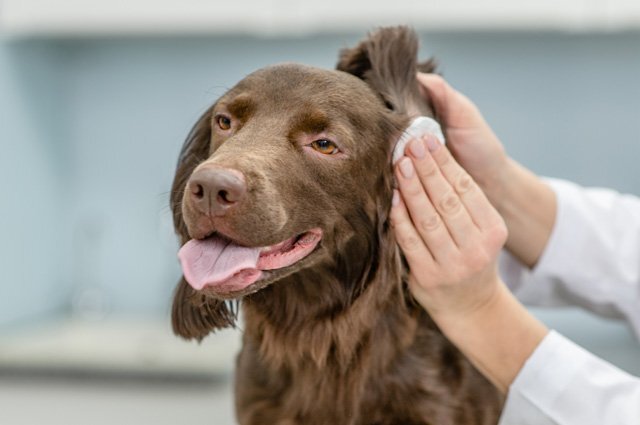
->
171;27;436;340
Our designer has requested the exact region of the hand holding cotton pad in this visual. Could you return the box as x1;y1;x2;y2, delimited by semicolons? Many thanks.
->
392;116;445;164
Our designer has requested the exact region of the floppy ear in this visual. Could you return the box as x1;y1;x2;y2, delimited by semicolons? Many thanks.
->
172;278;238;341
170;107;238;340
336;26;437;119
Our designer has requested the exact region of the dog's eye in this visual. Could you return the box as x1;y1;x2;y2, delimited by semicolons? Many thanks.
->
311;139;339;155
215;114;232;131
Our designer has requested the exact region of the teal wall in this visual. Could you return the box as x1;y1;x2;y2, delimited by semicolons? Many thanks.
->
0;41;68;325
1;32;639;325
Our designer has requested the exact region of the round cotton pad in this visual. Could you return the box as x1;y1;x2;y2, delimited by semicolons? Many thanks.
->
392;116;445;164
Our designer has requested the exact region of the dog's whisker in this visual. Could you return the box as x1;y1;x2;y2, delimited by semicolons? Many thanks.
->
203;85;232;97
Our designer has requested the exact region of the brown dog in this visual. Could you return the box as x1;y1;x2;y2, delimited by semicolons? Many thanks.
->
170;27;503;425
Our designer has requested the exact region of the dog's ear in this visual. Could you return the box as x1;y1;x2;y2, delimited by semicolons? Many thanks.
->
170;107;238;340
172;278;238;341
336;26;437;118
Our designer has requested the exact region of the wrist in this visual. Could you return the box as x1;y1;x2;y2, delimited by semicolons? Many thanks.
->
425;273;502;326
481;157;520;212
430;276;506;337
432;281;548;393
485;159;557;268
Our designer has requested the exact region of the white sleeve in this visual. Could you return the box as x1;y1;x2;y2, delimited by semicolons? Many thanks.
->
499;178;640;338
499;330;640;425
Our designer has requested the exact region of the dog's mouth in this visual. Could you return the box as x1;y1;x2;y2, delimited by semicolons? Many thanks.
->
178;228;323;297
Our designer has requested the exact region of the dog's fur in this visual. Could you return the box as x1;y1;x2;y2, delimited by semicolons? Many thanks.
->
170;27;503;425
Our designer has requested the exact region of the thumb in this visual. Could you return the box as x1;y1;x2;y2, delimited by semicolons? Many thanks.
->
416;73;485;130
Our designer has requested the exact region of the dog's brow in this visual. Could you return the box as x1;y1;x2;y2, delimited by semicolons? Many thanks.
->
227;95;255;119
290;109;330;135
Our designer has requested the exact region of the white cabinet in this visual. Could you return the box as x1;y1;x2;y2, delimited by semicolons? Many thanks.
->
1;0;640;36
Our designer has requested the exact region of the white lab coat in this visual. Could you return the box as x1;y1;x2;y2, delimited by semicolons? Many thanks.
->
498;178;640;425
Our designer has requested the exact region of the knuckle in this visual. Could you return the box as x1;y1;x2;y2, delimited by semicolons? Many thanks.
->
418;214;441;233
467;251;491;273
397;233;423;253
404;183;423;198
396;228;422;253
455;172;474;194
438;192;462;214
485;223;508;248
418;161;439;179
455;251;487;277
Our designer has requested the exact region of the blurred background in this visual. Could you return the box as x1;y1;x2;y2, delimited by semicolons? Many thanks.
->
0;0;639;424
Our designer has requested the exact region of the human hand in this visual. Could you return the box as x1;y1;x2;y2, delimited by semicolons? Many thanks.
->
419;73;557;269
390;135;508;319
417;73;509;200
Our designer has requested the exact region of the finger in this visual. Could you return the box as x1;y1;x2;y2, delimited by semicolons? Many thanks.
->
390;190;435;271
424;136;505;233
394;155;458;264
405;137;481;248
416;73;449;119
416;73;485;130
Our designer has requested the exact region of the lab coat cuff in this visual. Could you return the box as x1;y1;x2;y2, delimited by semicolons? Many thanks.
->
529;178;583;279
498;178;580;305
499;330;588;424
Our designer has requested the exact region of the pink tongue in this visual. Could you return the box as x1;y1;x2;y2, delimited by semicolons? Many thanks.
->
178;236;261;291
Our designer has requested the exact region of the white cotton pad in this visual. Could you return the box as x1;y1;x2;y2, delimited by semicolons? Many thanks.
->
392;116;445;164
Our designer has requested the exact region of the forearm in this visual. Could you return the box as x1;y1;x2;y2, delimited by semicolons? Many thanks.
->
417;74;557;269
432;280;548;393
499;178;640;335
487;159;557;268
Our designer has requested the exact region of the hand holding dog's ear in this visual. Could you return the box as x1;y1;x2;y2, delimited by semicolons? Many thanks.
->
391;136;549;394
416;74;509;202
417;74;557;269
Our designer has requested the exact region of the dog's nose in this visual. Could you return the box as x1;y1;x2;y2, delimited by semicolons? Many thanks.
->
187;167;246;216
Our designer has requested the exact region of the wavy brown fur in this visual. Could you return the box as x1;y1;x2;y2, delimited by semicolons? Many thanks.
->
170;26;503;424
337;26;438;118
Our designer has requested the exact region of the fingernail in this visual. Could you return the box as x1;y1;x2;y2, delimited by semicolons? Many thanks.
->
424;134;441;152
409;138;425;159
392;189;400;206
399;158;414;179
